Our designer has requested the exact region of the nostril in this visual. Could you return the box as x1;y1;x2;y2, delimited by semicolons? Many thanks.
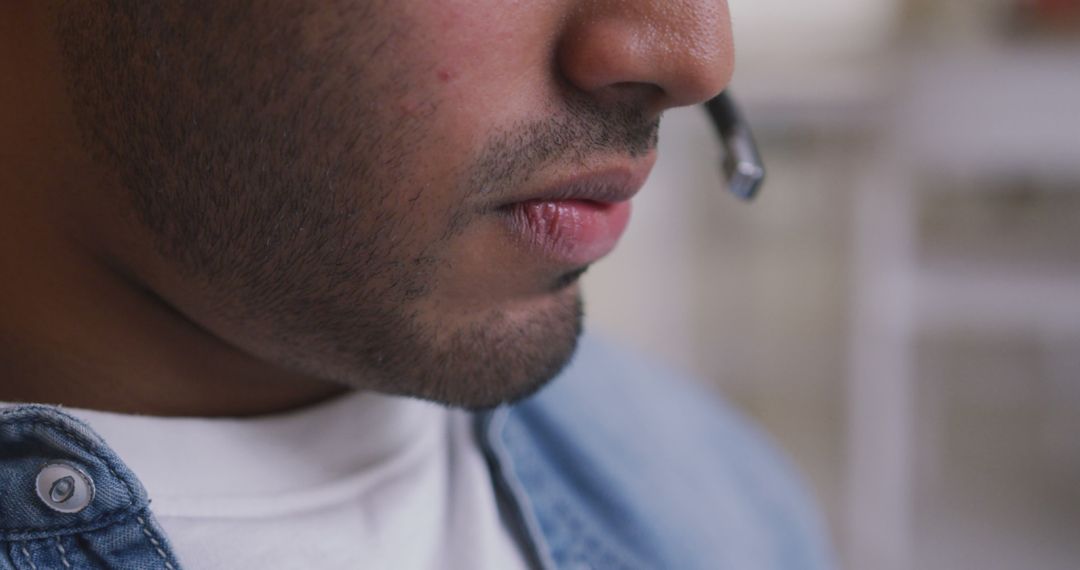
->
587;82;667;113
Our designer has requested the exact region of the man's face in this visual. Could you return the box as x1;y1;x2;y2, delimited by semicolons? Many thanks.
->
55;0;733;408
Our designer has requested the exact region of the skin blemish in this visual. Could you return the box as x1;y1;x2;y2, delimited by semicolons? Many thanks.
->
436;68;455;83
399;96;423;116
398;95;438;118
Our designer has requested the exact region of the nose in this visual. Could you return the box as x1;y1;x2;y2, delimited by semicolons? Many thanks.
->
556;0;735;117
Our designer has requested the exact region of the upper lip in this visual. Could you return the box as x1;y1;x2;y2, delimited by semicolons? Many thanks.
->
499;156;657;209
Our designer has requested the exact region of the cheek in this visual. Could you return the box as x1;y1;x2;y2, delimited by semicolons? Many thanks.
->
311;0;564;269
385;0;562;158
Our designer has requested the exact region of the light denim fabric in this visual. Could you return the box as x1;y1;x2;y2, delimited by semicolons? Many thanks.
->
480;335;834;570
0;405;181;570
0;335;832;569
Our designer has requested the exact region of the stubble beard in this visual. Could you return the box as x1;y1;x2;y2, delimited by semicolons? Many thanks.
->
55;1;649;408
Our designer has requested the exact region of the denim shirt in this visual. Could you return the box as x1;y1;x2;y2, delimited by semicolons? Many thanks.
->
0;336;833;569
0;405;182;569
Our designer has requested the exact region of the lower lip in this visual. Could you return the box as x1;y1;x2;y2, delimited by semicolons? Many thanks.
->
503;199;632;266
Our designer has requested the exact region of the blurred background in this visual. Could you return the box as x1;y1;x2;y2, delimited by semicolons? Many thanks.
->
583;1;1080;569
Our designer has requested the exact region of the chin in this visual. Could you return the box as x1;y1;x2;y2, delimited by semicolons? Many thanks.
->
307;287;586;410
428;290;585;409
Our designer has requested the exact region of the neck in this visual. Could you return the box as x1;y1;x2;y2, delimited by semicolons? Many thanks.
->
0;221;347;417
0;107;346;421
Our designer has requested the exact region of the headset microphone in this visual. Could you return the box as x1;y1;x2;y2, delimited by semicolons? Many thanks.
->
704;92;765;201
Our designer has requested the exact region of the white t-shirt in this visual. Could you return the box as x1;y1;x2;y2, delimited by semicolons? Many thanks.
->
34;393;532;570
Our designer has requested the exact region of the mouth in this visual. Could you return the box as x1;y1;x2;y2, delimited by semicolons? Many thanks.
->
497;158;654;267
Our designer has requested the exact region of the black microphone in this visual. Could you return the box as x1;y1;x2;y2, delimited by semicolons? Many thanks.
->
704;92;765;201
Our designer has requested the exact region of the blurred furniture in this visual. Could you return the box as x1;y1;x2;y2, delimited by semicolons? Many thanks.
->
846;45;1080;570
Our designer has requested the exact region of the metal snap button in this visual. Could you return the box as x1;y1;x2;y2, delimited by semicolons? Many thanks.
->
35;461;95;514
